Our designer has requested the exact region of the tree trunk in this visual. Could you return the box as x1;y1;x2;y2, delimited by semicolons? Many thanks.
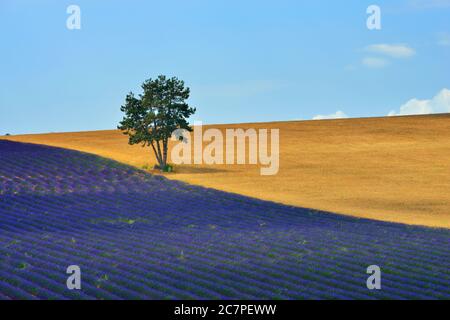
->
162;138;168;168
155;140;164;168
150;141;163;168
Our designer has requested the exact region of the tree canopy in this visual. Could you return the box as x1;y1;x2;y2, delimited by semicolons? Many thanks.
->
118;75;196;170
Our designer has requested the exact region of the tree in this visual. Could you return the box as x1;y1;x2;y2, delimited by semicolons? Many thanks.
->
118;75;196;171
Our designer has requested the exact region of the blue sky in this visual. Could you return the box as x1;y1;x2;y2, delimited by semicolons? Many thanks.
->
0;0;449;134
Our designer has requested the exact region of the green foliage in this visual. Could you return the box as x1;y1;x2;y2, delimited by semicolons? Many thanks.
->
163;164;174;173
118;75;196;169
17;262;28;270
153;163;174;172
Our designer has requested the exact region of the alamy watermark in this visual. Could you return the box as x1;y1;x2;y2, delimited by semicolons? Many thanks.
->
366;265;381;290
66;5;81;30
66;265;81;290
65;264;382;292
170;122;280;176
367;5;381;30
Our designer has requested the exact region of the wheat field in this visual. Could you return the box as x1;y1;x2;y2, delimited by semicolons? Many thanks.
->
3;114;450;228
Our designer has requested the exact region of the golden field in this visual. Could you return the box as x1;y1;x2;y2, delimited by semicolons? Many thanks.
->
3;114;450;228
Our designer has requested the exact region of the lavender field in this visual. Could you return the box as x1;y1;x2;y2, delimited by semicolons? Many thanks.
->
0;140;449;299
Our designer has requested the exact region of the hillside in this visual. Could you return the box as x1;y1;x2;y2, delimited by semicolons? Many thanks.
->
1;140;449;299
3;114;450;228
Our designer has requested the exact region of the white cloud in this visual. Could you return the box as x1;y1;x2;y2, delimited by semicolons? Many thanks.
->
362;57;389;68
313;110;348;120
365;44;416;58
388;88;450;116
